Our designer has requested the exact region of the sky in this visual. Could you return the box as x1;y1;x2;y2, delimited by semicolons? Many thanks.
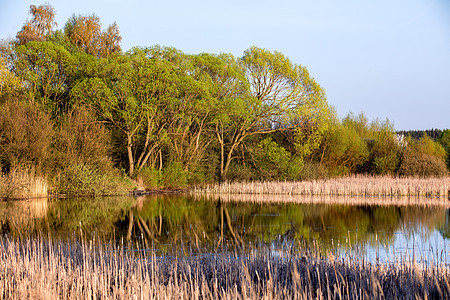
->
1;0;449;130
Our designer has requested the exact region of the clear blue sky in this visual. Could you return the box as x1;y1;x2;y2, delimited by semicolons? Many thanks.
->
1;0;449;130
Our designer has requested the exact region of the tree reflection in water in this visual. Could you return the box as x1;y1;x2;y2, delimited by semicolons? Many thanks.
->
0;194;448;260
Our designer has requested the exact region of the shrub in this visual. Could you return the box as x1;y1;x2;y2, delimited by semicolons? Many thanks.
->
253;137;292;180
0;99;53;172
159;161;188;188
319;122;369;176
227;163;255;182
55;164;130;196
398;136;448;177
136;166;160;189
52;105;113;173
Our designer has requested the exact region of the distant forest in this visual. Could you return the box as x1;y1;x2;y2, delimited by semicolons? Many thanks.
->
397;129;446;141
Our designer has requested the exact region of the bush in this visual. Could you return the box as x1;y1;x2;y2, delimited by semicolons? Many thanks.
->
159;161;188;188
398;136;448;177
252;137;292;180
136;166;160;189
55;164;131;196
52;105;113;173
398;152;448;177
368;129;401;175
0;99;53;172
227;163;255;182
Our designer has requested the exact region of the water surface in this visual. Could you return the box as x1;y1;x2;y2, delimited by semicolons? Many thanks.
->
1;194;449;263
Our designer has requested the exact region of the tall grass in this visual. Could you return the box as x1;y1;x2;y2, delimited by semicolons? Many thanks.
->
0;236;448;299
0;167;47;199
197;175;450;197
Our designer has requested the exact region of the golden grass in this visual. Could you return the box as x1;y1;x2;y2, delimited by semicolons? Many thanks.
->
0;236;449;299
196;175;450;198
0;167;48;199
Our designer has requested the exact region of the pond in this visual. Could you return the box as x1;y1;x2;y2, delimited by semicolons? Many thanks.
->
1;193;449;264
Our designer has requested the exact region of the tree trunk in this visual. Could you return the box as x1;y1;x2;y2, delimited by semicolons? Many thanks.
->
127;134;134;177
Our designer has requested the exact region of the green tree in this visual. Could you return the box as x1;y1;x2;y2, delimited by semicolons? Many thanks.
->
319;118;369;175
14;41;75;115
368;120;401;175
71;49;178;177
217;47;328;180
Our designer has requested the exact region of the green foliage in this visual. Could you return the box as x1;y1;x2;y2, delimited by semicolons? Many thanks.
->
255;138;291;177
55;164;130;196
159;161;188;188
319;118;369;176
14;41;75;114
437;129;450;170
227;162;256;182
369;129;401;175
137;166;160;189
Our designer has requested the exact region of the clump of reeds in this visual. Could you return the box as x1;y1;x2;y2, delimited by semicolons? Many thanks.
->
0;167;47;200
0;235;449;299
197;175;450;197
197;193;450;206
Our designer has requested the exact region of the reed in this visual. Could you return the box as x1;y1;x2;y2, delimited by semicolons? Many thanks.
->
0;235;448;299
196;175;450;198
197;193;450;206
0;167;48;199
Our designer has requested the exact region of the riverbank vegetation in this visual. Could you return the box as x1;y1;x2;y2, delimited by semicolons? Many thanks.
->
1;4;449;197
198;175;450;197
1;235;448;299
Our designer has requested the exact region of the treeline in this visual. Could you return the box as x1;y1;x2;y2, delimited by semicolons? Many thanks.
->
0;5;448;195
397;129;444;141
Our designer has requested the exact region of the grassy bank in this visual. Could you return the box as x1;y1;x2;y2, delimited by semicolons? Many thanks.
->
0;236;448;299
197;175;450;197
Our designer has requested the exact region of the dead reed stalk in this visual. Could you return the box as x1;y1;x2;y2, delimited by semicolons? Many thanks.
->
0;236;448;299
0;167;48;199
196;175;450;198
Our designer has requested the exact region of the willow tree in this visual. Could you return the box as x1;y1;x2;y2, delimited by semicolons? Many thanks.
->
71;50;178;177
14;41;75;114
216;46;328;180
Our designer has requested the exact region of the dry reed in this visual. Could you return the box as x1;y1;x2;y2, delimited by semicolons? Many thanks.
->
0;167;47;199
197;175;450;198
0;236;448;299
197;193;450;207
